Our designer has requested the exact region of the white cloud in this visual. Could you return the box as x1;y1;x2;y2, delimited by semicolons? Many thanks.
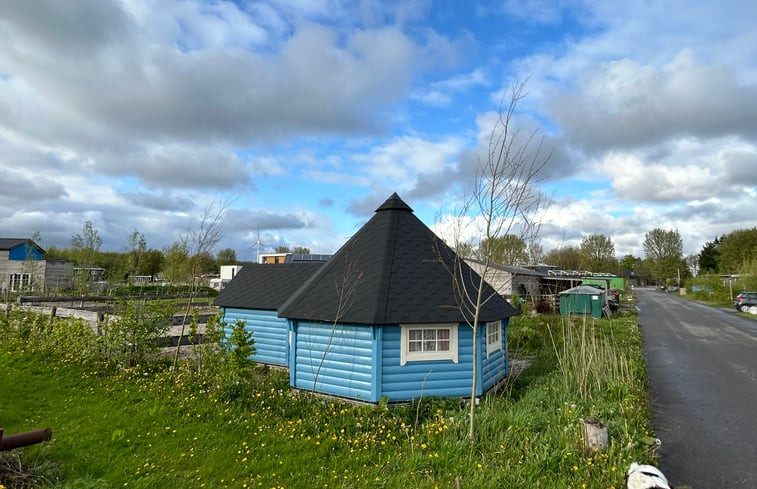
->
591;136;757;203
498;0;579;26
1;0;756;265
548;51;757;153
0;2;430;156
411;68;489;107
356;135;463;177
603;153;713;203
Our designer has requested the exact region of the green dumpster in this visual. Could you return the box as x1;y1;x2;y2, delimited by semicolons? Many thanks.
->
559;285;606;318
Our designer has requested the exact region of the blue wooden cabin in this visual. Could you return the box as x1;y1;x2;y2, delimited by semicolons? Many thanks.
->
214;262;324;366
278;193;520;403
215;193;519;402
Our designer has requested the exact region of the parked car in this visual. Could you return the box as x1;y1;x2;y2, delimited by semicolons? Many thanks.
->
734;291;757;312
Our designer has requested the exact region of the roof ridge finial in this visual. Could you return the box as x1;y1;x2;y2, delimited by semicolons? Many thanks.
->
375;192;413;213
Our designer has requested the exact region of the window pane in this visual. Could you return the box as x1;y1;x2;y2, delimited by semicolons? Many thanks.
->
405;326;456;360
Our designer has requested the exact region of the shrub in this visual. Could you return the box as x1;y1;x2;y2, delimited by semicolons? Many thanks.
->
97;300;174;367
227;319;255;371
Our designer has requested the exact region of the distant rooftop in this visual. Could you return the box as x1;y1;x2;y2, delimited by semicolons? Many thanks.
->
285;253;331;263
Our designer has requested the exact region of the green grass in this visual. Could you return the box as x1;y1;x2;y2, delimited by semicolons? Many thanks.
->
1;309;655;489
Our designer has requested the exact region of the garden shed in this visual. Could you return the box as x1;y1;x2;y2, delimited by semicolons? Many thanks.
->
214;262;325;366
278;193;520;403
559;285;607;318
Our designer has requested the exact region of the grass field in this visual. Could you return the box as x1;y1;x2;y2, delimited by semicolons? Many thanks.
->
1;307;656;489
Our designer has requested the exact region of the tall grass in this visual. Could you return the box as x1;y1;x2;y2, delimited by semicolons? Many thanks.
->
1;307;655;488
547;315;635;400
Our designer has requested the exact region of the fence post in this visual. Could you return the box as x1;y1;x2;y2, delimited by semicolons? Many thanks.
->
96;311;105;336
49;306;57;328
582;418;608;452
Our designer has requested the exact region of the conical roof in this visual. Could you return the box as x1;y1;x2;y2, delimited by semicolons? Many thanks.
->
279;193;519;324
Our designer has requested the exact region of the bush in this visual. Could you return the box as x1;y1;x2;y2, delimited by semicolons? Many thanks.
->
685;275;731;304
98;300;174;367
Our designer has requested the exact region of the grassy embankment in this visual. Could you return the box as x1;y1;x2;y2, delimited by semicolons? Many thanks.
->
1;301;656;489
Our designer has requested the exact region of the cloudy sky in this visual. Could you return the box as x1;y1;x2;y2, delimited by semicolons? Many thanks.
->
2;0;756;262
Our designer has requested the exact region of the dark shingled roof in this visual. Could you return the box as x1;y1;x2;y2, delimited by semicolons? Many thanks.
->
279;193;519;325
0;238;45;253
214;262;326;310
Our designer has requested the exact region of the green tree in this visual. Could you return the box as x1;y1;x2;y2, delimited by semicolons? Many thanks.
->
190;251;218;275
293;246;311;254
141;249;164;277
162;242;190;285
698;237;720;273
579;234;616;272
275;246;291;253
100;251;129;285
42;245;75;262
99;300;174;366
71;221;102;267
478;235;528;265
643;228;683;261
619;254;641;274
642;228;685;284
717;227;757;274
544;246;582;270
216;248;237;266
228;320;256;371
126;228;147;278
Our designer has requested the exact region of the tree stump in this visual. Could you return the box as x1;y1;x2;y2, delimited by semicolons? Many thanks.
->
582;418;608;452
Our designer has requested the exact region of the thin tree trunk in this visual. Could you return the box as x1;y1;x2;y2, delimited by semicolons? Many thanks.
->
172;285;196;372
468;271;486;440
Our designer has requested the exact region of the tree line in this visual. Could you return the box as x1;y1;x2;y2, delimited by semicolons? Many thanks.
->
41;220;756;290
41;221;310;287
460;226;757;286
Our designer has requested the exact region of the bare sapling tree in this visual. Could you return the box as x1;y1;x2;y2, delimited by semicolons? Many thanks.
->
453;80;551;440
310;256;363;392
172;196;235;371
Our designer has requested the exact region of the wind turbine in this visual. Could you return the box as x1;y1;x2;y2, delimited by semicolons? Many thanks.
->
253;229;270;263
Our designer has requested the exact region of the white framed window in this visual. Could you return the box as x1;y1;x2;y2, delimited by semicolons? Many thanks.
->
486;321;501;356
9;273;31;292
400;324;458;366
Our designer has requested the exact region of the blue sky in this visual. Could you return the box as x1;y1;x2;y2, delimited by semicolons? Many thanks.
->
1;0;756;263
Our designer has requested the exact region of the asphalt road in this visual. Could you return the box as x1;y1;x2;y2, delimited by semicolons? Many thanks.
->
636;287;757;488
